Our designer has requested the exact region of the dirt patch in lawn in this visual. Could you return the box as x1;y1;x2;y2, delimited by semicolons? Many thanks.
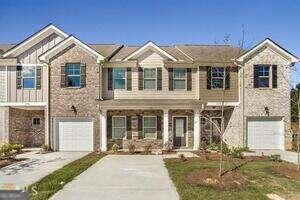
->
186;168;246;190
271;164;300;180
0;158;26;168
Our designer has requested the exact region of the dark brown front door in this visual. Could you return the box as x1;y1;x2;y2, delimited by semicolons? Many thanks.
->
173;117;187;147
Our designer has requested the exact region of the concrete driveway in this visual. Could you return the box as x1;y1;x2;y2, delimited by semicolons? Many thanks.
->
51;155;179;200
0;150;88;188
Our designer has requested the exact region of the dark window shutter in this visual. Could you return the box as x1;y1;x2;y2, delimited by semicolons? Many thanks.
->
60;65;66;88
187;68;192;91
126;116;132;139
207;66;212;90
157;68;162;90
36;66;42;89
138;115;143;139
16;66;22;89
157;116;162;139
127;68;132;91
168;68;173;91
253;66;259;88
107;116;112;139
80;63;86;88
108;68;113;90
225;67;230;90
138;67;143;90
272;65;277;88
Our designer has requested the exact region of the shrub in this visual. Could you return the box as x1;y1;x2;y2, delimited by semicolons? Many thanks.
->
163;139;173;152
111;144;120;153
229;147;244;159
12;144;24;154
127;142;136;154
143;143;152;155
0;143;13;157
200;138;208;151
179;154;187;162
268;154;282;162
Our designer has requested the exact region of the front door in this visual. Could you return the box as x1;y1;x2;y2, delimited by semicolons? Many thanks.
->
173;117;187;147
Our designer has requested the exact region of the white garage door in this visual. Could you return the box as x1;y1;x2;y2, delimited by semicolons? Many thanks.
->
247;118;284;150
59;121;93;151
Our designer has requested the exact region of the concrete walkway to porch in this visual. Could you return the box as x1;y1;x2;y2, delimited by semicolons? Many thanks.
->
51;155;179;200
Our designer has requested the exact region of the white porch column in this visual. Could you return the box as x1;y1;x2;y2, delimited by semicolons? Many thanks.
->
194;109;201;150
163;109;169;146
100;110;107;151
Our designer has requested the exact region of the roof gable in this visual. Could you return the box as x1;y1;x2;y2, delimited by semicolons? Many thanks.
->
39;36;105;63
236;38;299;63
123;41;177;61
2;24;68;58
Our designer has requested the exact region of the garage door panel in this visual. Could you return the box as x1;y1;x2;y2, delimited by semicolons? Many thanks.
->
58;121;93;151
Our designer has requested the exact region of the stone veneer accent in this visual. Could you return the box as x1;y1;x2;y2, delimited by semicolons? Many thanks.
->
9;108;45;147
49;45;100;150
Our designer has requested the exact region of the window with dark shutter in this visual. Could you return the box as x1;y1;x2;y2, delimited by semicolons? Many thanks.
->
126;116;132;139
272;65;277;88
107;116;112;139
187;68;192;91
138;115;143;139
80;63;86;88
253;66;259;88
108;68;113;90
157;116;162;139
127;68;132;91
157;68;162;90
225;67;230;90
254;65;270;88
207;66;212;90
16;66;22;89
60;65;66;88
168;68;173;90
36;66;42;89
138;67;143;90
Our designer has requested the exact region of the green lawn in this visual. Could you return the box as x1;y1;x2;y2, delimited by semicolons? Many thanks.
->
29;152;105;200
165;157;300;200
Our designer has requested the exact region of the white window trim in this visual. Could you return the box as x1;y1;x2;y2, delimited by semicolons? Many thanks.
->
173;68;187;90
143;116;157;139
66;63;81;88
113;68;127;90
211;67;225;89
32;117;41;126
21;65;37;90
257;65;270;88
143;68;157;90
112;116;126;139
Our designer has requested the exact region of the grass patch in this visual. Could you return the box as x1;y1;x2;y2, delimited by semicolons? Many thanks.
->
165;157;300;200
29;152;105;200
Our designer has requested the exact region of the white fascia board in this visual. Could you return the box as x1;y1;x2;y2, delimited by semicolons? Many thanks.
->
39;36;105;63
124;41;177;61
206;102;240;106
2;24;68;58
237;38;299;63
0;102;47;107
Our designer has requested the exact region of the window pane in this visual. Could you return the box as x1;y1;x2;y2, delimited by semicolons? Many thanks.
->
144;128;156;138
258;77;269;87
67;76;81;87
23;66;35;77
114;79;126;89
212;79;223;88
67;64;81;75
212;67;224;78
113;69;126;79
173;68;186;78
113;117;126;127
113;128;125;139
144;68;156;78
258;66;269;77
23;78;35;89
174;80;186;89
144;117;156;127
144;79;156;89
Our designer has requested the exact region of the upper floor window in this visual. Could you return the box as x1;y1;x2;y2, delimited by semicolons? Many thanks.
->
143;68;156;90
257;66;270;88
112;116;126;139
22;66;36;89
211;67;224;89
113;68;126;89
143;116;157;139
66;63;81;87
173;68;186;90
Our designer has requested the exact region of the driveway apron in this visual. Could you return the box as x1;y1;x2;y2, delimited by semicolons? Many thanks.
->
51;155;179;200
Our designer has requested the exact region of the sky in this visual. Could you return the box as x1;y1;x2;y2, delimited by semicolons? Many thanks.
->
0;0;299;86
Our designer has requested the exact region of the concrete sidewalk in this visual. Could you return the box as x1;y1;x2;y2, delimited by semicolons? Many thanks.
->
0;151;88;188
51;155;179;200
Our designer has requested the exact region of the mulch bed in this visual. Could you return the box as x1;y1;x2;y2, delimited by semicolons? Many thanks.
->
0;158;26;168
186;168;246;190
271;164;300;180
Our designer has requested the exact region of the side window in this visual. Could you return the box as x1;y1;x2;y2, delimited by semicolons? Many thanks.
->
173;68;186;90
143;116;157;139
211;67;224;89
113;68;126;89
66;63;81;87
32;117;41;126
143;68;156;90
112;116;126;139
23;66;36;89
